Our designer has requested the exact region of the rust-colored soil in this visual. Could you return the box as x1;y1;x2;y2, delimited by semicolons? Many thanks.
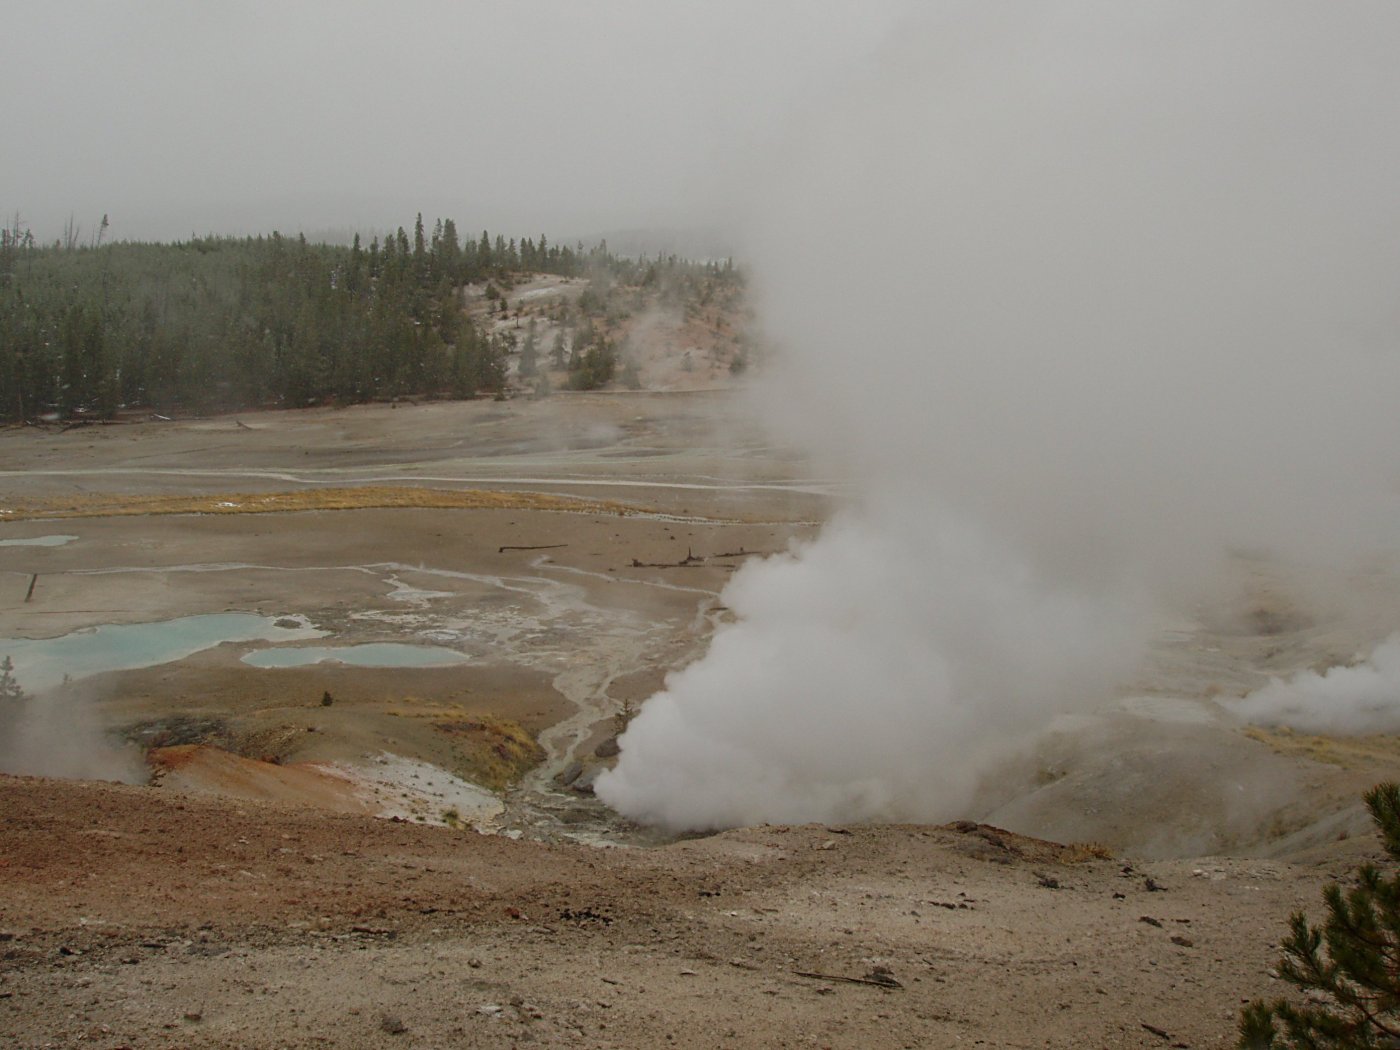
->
0;773;1351;1049
146;745;373;815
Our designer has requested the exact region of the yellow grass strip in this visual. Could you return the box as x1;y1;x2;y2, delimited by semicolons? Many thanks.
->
383;706;544;790
0;485;640;522
1243;725;1400;769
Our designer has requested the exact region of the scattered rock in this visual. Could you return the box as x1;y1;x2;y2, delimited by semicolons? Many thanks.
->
380;1014;407;1035
572;766;603;795
350;925;396;938
1139;916;1163;928
594;735;620;759
560;907;612;926
865;966;903;989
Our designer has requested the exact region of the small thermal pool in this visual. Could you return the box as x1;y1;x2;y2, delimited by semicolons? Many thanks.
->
0;534;79;548
0;613;324;692
241;643;469;669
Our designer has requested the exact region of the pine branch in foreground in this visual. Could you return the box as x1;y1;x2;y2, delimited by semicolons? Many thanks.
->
1239;783;1400;1049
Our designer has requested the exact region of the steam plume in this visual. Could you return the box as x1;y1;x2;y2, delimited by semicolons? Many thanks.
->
596;2;1400;831
0;685;144;784
1233;637;1400;736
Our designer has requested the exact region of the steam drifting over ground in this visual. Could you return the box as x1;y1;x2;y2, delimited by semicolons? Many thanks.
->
1233;636;1400;736
0;689;145;785
597;2;1400;831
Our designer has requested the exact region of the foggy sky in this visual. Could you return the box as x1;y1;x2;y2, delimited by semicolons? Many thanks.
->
2;0;905;245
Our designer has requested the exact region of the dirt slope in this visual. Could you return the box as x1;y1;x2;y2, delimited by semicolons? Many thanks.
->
0;773;1359;1049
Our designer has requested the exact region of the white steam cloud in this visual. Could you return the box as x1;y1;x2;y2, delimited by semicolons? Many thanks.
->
596;2;1400;831
1233;636;1400;736
0;689;145;784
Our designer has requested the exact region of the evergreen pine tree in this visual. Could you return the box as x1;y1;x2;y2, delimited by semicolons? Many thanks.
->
437;218;461;283
0;654;25;746
1240;782;1400;1048
0;655;27;704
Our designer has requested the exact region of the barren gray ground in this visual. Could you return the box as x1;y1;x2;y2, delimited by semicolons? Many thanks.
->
1;394;1396;1047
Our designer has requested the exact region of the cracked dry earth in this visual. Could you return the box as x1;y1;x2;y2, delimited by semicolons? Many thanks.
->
0;773;1359;1049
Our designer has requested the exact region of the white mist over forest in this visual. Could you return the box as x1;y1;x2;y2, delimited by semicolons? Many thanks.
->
597;2;1400;831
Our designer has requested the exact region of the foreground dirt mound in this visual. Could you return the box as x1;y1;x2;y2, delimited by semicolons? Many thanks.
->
0;774;1363;1049
147;745;372;814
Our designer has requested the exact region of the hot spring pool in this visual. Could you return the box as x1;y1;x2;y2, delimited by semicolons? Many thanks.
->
0;613;325;692
0;534;79;548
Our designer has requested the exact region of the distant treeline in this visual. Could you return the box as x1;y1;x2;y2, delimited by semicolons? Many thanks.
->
0;214;668;421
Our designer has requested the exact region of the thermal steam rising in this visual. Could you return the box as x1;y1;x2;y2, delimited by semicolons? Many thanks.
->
1233;637;1400;737
595;2;1400;831
600;502;1140;830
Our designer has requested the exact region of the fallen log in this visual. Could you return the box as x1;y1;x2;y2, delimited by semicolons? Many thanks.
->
630;548;708;569
791;969;903;990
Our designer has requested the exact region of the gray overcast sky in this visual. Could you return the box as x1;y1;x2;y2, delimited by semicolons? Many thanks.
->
2;1;907;244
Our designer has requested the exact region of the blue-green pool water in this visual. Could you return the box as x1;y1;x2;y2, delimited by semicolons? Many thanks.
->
0;534;78;548
0;613;324;692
